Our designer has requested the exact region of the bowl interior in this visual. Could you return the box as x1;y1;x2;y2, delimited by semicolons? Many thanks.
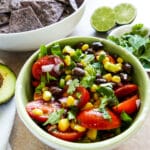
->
16;36;150;150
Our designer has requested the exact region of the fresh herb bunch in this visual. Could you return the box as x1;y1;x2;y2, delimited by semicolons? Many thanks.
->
108;24;150;69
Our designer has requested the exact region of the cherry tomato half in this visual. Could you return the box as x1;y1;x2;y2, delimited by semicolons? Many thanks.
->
26;100;60;122
77;109;121;130
75;86;90;108
32;55;64;80
49;130;84;141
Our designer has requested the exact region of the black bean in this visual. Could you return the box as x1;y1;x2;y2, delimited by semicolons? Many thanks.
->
86;48;94;54
76;63;84;68
123;63;133;74
91;41;103;51
50;86;63;96
95;78;107;84
75;42;84;49
72;67;85;76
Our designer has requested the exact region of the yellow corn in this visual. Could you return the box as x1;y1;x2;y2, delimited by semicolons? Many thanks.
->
80;59;86;67
103;73;112;82
104;62;122;73
58;118;70;132
117;57;123;63
112;75;121;83
42;87;49;92
65;75;72;81
63;45;75;56
102;56;109;64
32;108;43;116
81;44;89;51
82;102;94;110
65;70;72;75
66;96;75;106
64;55;71;66
90;84;98;92
71;122;86;132
87;129;97;140
42;91;52;101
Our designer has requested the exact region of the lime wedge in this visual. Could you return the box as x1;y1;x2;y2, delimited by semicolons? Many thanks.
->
114;3;137;25
90;6;116;32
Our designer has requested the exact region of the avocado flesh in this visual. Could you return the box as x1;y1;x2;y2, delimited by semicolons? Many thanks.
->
0;63;16;104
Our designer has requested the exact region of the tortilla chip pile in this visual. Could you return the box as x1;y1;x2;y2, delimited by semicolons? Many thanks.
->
0;0;83;33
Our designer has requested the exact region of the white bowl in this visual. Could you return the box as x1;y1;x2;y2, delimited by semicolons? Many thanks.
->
109;24;150;72
0;1;86;51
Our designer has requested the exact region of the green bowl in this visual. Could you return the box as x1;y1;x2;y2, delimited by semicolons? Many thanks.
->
15;36;150;150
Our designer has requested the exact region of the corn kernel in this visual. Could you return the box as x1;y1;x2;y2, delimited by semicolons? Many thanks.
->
96;55;100;60
42;87;49;92
32;108;43;116
112;75;121;83
117;57;123;63
82;102;94;110
58;118;70;132
42;91;52;101
81;44;89;51
66;96;75;106
102;56;109;64
87;129;97;140
64;55;71;66
104;62;122;73
80;59;86;67
65;75;72;81
63;45;75;56
103;73;112;82
73;124;86;132
90;84;98;92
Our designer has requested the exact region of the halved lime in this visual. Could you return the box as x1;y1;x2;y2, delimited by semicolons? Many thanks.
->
114;3;137;25
90;6;116;32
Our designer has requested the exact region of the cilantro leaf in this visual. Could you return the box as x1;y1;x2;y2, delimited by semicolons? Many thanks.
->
120;111;133;124
67;79;79;94
43;109;64;126
50;43;62;57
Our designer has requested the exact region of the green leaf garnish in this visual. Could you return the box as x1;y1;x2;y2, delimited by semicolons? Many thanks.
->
67;79;79;94
50;43;62;57
43;109;64;126
120;111;133;124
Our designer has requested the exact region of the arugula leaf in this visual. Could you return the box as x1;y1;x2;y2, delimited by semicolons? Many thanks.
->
50;43;62;57
43;109;64;126
38;45;47;59
67;79;79;94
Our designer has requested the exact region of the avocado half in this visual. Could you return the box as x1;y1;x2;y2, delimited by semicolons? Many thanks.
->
0;63;16;104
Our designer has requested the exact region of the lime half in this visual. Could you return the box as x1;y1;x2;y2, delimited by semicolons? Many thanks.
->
114;3;137;25
91;6;116;32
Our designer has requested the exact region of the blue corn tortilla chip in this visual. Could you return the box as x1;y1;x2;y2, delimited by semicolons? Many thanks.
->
21;0;65;26
9;6;43;33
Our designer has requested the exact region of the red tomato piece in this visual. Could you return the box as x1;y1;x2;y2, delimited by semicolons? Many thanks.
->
115;84;138;98
75;86;90;108
113;95;140;114
49;130;83;141
77;109;121;130
26;100;60;122
32;55;64;80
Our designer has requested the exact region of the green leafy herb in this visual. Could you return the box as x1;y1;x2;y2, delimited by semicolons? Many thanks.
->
108;23;150;69
50;43;62;57
67;79;79;94
82;54;95;64
97;85;119;119
67;106;78;120
38;45;47;58
72;49;83;62
43;109;64;126
46;72;57;82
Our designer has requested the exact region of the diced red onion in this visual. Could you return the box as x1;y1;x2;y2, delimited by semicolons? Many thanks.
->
136;99;141;108
41;64;54;72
